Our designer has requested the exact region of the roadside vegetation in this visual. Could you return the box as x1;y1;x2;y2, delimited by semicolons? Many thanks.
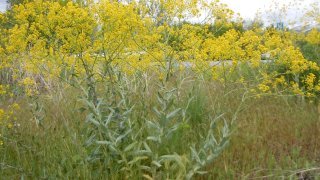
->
0;0;319;179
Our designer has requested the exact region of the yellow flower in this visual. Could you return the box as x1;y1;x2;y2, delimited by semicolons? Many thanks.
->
0;109;5;121
305;73;316;90
258;84;270;92
0;84;6;95
275;76;286;85
7;123;13;129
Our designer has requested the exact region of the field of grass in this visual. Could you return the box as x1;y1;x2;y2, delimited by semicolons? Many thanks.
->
1;70;319;179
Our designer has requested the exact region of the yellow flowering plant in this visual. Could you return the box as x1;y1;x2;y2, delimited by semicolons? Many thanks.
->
1;0;319;102
1;0;320;178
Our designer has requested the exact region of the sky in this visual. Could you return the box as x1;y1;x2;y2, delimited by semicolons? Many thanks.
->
221;0;300;20
0;0;6;12
221;0;318;26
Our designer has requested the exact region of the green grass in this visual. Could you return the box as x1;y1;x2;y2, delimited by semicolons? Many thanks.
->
0;73;319;179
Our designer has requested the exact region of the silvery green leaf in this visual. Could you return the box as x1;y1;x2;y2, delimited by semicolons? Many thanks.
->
157;92;163;104
117;159;125;164
152;107;162;117
165;88;177;95
124;142;137;152
104;112;113;125
151;160;162;168
195;171;208;175
167;123;180;135
108;145;118;153
166;108;181;120
160;154;185;169
147;136;160;142
128;156;148;165
146;121;157;129
96;141;111;145
192;165;201;172
108;107;115;114
210;113;225;129
135;150;152;156
123;106;134;116
120;166;129;171
164;99;174;111
222;120;230;135
143;142;152;153
186;172;194;180
219;137;229;148
117;99;125;108
139;165;151;171
88;117;100;126
190;147;201;164
115;129;131;144
85;135;96;146
207;153;217;161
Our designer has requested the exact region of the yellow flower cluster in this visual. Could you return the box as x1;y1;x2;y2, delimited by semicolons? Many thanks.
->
0;84;8;95
305;29;320;45
305;73;316;90
0;0;319;99
20;77;37;96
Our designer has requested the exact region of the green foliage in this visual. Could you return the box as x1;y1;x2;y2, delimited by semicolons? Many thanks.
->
209;21;244;37
7;0;24;7
298;41;320;64
79;72;232;179
1;76;319;179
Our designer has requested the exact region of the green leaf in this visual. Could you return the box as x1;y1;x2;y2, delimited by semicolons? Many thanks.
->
143;142;152;153
124;142;137;152
190;147;202;164
152;107;162;117
96;140;111;145
166;108;181;120
115;129;131;144
160;154;185;169
128;156;148;165
147;136;160;142
151;160;162;168
88;117;100;126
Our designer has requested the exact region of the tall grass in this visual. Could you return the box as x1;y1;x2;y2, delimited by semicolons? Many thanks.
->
1;70;319;179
